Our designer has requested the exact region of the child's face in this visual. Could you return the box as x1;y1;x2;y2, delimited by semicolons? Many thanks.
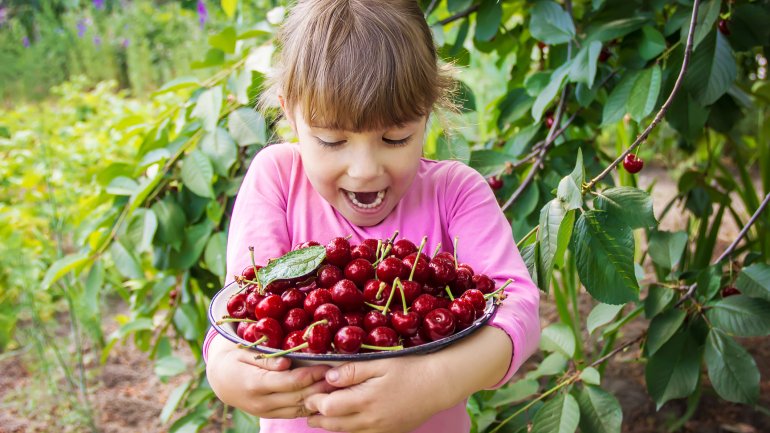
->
288;107;426;227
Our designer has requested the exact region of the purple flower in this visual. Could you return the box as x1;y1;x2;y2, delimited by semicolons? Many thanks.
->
197;0;208;29
121;38;130;48
93;0;105;10
93;36;102;46
0;7;8;28
77;19;87;38
23;36;30;48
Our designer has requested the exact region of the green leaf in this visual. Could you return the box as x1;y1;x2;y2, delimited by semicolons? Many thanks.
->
538;200;568;292
696;264;723;301
160;381;191;423
155;355;187;378
110;240;144;280
191;86;223;132
705;328;760;404
706;295;770;337
601;71;638;125
646;308;686;356
468;150;513;177
475;0;502;42
665;92;711;141
645;285;675;318
556;149;584;211
681;0;722;50
181;150;215;198
540;323;576;357
205;232;228;281
568;41;602;88
532;63;571;122
125;209;158;253
627;65;662;122
154;76;201;95
586;303;624;335
531;393;580;433
209;26;237;54
645;328;701;409
571;211;639;305
639;26;666;60
151;198;187;250
575;385;623;433
454;81;477;113
174;303;205;341
221;0;237;18
530;1;576;45
647;231;688;271
228;108;267;147
594;187;657;229
168;220;214;270
685;30;737;105
735;263;770;301
258;245;327;288
447;0;472;13
106;176;139;196
41;252;90;290
199;127;237;176
580;367;601;386
114;318;153;339
584;16;650;43
169;405;213;433
526;353;569;380
232;409;260;431
436;134;471;164
521;243;540;286
488;379;540;408
497;88;534;128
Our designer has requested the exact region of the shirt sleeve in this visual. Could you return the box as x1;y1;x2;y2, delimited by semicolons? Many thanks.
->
203;143;296;363
444;162;541;388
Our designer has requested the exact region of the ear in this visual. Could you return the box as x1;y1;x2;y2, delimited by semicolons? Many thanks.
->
278;95;298;134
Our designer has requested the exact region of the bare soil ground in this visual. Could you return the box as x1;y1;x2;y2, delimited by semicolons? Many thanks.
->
1;166;768;433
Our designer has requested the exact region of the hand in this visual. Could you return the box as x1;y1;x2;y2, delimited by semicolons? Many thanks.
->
303;355;449;433
206;334;336;419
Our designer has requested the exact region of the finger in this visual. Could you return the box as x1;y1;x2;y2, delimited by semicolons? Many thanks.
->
236;350;292;371
326;360;381;388
306;413;364;432
257;380;331;419
260;403;317;420
259;364;332;393
304;385;370;417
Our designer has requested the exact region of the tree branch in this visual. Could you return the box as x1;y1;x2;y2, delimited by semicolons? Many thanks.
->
583;0;702;192
435;4;479;26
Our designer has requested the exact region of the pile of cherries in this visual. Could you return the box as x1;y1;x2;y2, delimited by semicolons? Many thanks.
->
219;235;508;356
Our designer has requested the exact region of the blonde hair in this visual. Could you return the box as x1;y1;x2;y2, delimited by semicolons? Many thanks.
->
261;0;456;132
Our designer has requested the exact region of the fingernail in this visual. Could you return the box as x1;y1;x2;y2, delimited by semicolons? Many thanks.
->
327;370;339;383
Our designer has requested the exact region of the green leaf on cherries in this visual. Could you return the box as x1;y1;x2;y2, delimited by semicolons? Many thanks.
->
575;385;623;433
530;392;580;433
257;245;326;288
594;186;657;229
705;328;760;404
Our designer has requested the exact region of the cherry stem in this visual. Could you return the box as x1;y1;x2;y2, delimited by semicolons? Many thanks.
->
432;243;442;258
381;278;398;316
395;279;408;312
373;243;392;267
444;285;455;301
375;239;382;260
484;279;513;299
260;342;309;358
302;319;329;340
388;230;400;245
375;281;387;300
365;302;386;311
361;344;404;351
239;335;268;349
453;236;459;268
248;246;263;294
409;236;427;282
216;317;258;325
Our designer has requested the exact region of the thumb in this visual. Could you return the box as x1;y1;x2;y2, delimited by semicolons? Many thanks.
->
242;352;292;371
326;361;374;387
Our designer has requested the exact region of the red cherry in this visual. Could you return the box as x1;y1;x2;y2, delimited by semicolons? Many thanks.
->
721;286;740;297
313;303;345;333
264;280;291;295
366;326;399;348
411;294;438;317
718;19;730;36
325;237;352;267
457;263;475;275
304;324;332;353
450;268;474;296
236;321;250;339
361;239;381;254
622;153;644;174
421;283;443;296
363;310;390;332
472;274;495;294
449;298;476;329
392;239;417;259
226;293;249;319
462;289;486;312
280;288;305;310
403;253;430;283
343;311;365;328
537;41;547;50
400;280;422;304
293;240;320;250
245;292;264;319
429;258;456;285
434;252;455;263
487;176;503;191
598;47;611;63
334;326;366;354
404;330;428;348
376;256;407;284
435;296;451;310
363;280;391;306
317;264;343;288
422;308;456;341
351;244;376;262
390;310;421;337
303;288;333;315
330;279;365;312
241;265;258;281
282;307;310;333
344;258;375;288
544;112;555;129
282;330;305;350
255;294;286;320
243;317;283;348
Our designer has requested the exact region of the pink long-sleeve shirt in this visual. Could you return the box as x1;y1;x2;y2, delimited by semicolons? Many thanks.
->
203;142;540;433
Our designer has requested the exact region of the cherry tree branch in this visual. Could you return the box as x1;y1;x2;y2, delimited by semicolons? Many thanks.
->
583;0;702;192
435;4;479;26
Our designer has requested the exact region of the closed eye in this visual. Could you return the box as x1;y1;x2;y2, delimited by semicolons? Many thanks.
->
384;136;410;146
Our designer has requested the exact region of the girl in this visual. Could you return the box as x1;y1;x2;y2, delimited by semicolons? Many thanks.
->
204;1;540;432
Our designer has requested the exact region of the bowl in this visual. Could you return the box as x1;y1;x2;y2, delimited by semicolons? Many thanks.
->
208;281;498;367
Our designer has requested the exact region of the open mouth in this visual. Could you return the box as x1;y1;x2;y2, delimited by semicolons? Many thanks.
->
344;189;386;209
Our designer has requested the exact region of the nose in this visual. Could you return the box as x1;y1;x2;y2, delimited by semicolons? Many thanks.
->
345;143;383;183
